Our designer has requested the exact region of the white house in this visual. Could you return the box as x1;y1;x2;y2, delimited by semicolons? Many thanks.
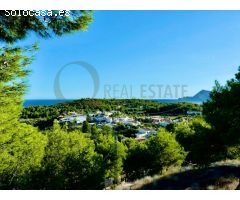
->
59;114;87;124
136;128;157;140
113;116;140;126
187;110;202;116
92;114;112;123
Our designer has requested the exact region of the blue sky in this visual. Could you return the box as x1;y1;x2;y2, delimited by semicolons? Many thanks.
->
20;11;240;99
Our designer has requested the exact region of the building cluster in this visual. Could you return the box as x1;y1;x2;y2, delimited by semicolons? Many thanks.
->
149;110;201;127
150;116;183;127
57;110;200;140
90;112;141;127
58;111;140;127
58;112;86;124
58;111;155;140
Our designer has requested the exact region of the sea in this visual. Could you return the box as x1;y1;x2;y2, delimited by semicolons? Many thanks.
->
23;99;202;108
23;99;75;107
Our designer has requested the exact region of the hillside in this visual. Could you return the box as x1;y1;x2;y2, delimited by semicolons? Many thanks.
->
21;98;202;120
116;160;240;190
178;90;210;103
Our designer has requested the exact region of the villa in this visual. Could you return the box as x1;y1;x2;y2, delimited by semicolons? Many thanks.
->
113;116;140;126
91;113;112;123
59;113;87;124
136;128;157;140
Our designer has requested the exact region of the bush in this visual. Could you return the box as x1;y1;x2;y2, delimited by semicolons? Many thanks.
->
124;139;150;181
0;123;47;189
202;67;240;157
124;130;186;181
30;121;105;189
175;118;224;166
93;125;126;183
147;130;186;174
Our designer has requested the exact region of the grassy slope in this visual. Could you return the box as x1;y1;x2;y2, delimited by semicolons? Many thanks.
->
116;160;240;190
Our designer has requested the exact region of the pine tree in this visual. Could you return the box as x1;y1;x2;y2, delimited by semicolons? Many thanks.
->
39;121;104;189
0;10;94;188
0;45;47;188
0;10;93;43
82;120;90;133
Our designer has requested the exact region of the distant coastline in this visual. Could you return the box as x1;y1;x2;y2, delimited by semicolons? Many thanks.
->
23;99;75;107
23;98;203;108
23;90;209;107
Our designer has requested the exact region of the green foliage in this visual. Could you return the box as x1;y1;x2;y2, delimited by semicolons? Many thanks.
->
0;123;47;189
147;130;186;174
91;124;98;134
0;13;127;189
175;118;207;152
93;126;126;182
165;123;176;132
124;130;186;181
21;99;202;130
225;145;240;160
0;45;37;128
90;124;99;141
0;10;93;43
82;120;90;133
3;10;240;188
172;68;240;167
21;106;60;120
0;46;47;189
178;67;240;165
123;139;150;181
203;67;240;147
115;124;137;138
175;118;224;166
32;121;104;189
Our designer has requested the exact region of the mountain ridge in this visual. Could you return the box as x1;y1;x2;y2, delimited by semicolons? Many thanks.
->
178;90;210;103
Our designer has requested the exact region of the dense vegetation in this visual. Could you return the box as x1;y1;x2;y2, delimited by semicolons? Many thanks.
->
15;68;240;189
124;130;186;181
0;11;240;189
20;99;201;130
22;99;201;117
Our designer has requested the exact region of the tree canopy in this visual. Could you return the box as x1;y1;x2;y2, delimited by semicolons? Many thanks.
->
0;10;93;43
203;67;240;146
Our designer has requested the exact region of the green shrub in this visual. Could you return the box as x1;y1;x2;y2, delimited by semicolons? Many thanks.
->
31;121;105;189
147;130;186;174
124;130;186;181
